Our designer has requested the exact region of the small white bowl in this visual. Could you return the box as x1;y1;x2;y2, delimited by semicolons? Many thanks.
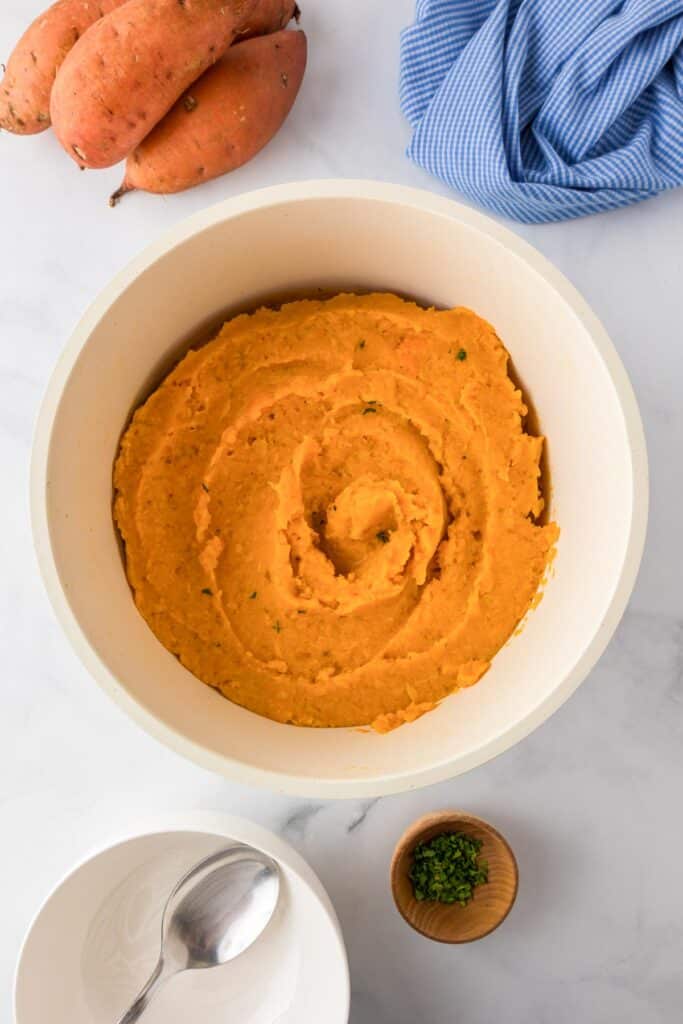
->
31;180;648;798
13;812;350;1024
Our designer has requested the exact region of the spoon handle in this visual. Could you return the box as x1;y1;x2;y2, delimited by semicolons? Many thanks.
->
116;957;173;1024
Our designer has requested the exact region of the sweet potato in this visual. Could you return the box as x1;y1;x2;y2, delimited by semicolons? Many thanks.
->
50;0;276;169
0;0;129;134
110;29;306;203
236;0;299;39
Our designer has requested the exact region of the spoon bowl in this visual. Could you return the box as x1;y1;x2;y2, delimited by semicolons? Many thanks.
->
14;816;350;1024
163;846;280;971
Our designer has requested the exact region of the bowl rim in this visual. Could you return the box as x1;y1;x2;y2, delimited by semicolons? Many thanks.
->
13;810;351;1024
30;178;649;799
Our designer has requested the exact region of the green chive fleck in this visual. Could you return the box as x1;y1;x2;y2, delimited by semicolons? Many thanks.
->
409;832;488;906
273;620;283;634
456;348;467;361
376;530;390;544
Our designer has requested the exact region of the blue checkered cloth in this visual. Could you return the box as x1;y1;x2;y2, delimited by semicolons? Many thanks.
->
400;0;683;222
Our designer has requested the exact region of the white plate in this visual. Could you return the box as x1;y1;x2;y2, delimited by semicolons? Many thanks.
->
14;813;350;1024
31;180;648;797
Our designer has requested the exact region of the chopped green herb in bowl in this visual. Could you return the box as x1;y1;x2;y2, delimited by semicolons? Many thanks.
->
409;831;488;906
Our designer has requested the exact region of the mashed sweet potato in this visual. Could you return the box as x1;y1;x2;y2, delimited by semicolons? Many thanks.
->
114;293;558;730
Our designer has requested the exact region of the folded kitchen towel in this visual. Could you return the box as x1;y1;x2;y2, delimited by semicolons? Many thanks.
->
399;0;683;222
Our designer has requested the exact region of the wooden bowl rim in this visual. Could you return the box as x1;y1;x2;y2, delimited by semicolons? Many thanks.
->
390;810;519;943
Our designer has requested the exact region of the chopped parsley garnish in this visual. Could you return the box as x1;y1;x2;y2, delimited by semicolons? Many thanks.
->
272;620;283;634
410;832;488;906
456;348;468;361
376;530;391;544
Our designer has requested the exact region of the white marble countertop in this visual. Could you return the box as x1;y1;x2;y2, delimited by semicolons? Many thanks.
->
2;1;682;1021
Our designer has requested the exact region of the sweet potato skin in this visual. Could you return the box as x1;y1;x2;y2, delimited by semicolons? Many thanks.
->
112;29;306;199
50;0;260;169
236;0;299;39
0;0;129;134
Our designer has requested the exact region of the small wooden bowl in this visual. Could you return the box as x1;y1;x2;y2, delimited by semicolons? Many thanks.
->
391;811;518;943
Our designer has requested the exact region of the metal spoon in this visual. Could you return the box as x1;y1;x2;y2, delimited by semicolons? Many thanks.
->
116;844;281;1023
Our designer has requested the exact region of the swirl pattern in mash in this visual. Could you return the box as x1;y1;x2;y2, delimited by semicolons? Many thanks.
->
114;293;558;730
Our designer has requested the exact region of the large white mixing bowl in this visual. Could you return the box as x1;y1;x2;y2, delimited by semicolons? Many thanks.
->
31;181;648;797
